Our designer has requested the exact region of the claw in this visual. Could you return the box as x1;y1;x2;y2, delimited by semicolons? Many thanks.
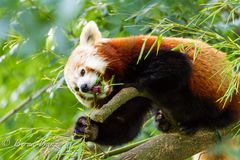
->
155;110;171;132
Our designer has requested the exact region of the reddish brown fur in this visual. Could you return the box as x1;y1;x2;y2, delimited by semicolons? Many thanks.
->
96;36;240;115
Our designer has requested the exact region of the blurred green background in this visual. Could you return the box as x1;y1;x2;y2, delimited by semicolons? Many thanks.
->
0;0;239;159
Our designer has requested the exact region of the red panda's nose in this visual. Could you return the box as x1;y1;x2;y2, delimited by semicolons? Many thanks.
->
81;84;89;93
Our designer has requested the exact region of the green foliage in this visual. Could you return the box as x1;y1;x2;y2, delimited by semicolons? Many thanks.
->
0;0;240;159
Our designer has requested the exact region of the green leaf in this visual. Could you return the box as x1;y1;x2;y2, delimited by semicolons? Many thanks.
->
137;39;147;64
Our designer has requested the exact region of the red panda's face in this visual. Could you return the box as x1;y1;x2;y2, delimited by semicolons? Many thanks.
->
64;21;112;107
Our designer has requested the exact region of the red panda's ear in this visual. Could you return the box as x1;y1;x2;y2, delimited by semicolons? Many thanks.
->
80;21;102;46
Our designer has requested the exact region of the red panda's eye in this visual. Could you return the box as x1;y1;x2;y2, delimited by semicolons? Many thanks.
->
80;69;85;76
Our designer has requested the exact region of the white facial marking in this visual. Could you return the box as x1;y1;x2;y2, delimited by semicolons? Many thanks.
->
77;72;97;94
85;55;107;74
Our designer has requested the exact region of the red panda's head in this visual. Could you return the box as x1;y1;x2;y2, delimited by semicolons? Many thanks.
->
64;21;112;107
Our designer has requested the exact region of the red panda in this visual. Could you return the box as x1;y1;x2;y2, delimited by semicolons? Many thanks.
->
64;21;240;145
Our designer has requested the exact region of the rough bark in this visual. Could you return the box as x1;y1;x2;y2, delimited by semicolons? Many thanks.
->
115;127;236;160
90;87;146;122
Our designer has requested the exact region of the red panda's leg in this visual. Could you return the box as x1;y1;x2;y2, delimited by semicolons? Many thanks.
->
135;51;193;132
74;97;151;145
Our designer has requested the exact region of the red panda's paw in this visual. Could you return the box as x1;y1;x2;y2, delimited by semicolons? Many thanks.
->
74;116;99;141
155;110;171;132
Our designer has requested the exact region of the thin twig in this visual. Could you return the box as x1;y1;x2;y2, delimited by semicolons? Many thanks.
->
0;85;50;124
0;77;65;124
84;138;150;160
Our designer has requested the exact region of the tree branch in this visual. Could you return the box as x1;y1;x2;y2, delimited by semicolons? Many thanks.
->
115;126;237;160
90;87;147;122
88;86;239;160
85;138;150;160
90;87;162;123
